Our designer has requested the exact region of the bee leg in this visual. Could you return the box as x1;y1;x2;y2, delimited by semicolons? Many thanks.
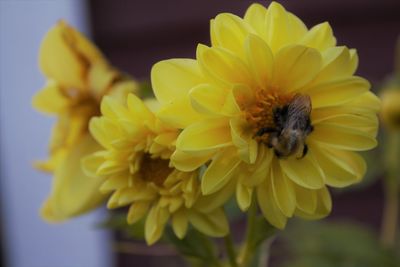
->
256;127;276;136
274;150;283;158
299;144;308;158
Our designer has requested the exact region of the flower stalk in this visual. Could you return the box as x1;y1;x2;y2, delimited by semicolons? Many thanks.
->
381;133;400;247
224;233;239;267
238;199;258;267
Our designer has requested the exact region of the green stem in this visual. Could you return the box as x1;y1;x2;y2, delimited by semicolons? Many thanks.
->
381;133;400;247
238;199;258;267
224;233;239;267
258;237;275;267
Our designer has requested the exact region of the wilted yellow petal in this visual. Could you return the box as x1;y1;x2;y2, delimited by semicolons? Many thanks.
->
32;81;69;114
42;134;105;222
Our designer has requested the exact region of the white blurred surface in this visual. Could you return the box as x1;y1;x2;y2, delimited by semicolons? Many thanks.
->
0;1;112;267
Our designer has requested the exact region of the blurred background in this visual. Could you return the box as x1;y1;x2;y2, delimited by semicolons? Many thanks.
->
1;0;400;267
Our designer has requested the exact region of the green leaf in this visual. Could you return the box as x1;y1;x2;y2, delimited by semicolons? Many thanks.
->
249;216;276;250
163;226;220;266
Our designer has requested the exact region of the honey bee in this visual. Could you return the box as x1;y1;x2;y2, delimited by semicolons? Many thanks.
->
256;94;313;158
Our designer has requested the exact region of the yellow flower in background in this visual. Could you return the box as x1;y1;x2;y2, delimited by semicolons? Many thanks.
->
83;94;229;245
380;87;400;131
32;21;138;221
151;2;380;228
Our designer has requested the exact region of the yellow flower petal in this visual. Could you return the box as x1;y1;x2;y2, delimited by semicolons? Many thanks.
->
194;178;236;212
314;114;378;137
311;142;366;187
257;180;287;229
295;187;332;219
145;206;170;245
299;22;336;51
100;96;130;121
236;183;253;211
172;209;189;239
196;44;253;88
88;63;119;98
311;46;354;84
294;185;317;214
244;3;268;39
189;83;229;115
32;81;70;114
346;91;381;113
171;149;215;172
311;123;377;151
272;45;322;92
263;2;295;52
81;151;106;178
127;202;150;224
176;118;232;153
309;77;370;108
42;134;105;222
188;209;229;237
270;160;296;217
243;146;273;187
99;173;129;193
244;34;274;90
211;13;252;58
201;148;241;195
89;116;122;149
151;59;204;105
230;117;258;164
39;21;104;90
279;151;325;189
157;95;204;129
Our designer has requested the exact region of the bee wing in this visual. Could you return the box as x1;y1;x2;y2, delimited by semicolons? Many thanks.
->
288;94;312;117
286;94;312;130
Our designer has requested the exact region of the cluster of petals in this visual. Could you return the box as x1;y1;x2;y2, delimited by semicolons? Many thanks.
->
83;94;228;244
32;21;137;221
151;2;380;228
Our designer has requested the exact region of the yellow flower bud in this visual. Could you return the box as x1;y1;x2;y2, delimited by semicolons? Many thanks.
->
380;87;400;131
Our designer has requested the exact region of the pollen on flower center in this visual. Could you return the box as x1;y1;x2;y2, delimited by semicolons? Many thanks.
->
244;89;294;143
139;153;173;186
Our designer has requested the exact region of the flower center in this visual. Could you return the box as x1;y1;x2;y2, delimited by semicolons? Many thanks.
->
139;153;173;186
244;89;313;158
245;89;294;142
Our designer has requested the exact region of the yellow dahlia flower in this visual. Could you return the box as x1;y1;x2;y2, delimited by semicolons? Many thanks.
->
151;2;380;228
82;94;229;245
32;21;138;221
